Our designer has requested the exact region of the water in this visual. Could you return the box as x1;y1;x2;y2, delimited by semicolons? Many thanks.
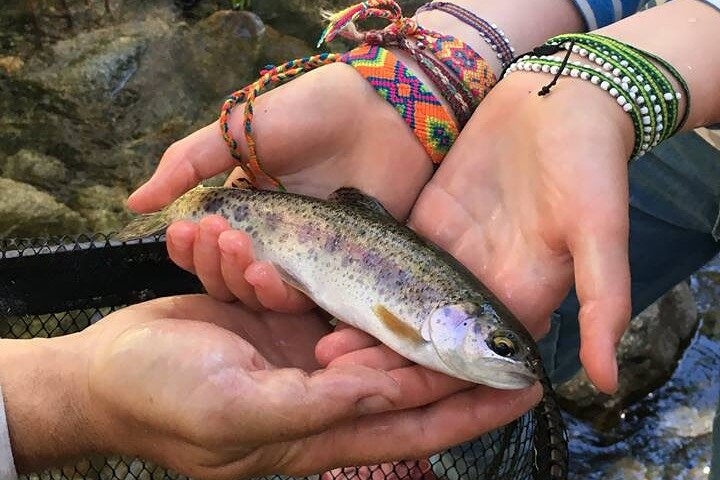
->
567;257;720;479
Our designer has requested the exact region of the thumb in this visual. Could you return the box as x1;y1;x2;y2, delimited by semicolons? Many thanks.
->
569;209;631;395
127;121;239;213
243;365;401;444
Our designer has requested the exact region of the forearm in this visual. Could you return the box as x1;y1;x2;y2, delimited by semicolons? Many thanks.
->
415;0;585;74
596;0;720;128
0;337;94;473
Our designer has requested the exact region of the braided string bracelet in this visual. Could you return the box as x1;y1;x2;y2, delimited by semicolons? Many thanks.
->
503;33;690;159
220;0;495;189
320;1;491;123
416;1;515;68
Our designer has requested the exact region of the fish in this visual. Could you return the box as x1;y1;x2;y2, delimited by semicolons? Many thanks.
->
118;184;540;388
117;185;568;478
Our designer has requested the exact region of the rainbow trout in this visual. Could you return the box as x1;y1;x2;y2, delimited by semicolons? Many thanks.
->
117;185;568;479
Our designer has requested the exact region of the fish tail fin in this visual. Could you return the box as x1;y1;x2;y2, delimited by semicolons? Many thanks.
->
115;210;171;242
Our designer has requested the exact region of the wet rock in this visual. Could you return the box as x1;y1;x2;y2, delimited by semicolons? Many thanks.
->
0;178;86;237
22;16;174;101
0;56;23;74
1;149;68;192
1;4;316;238
557;282;699;426
71;185;132;233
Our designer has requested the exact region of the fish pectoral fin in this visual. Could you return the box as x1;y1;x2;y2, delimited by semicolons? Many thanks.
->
327;188;392;217
420;317;432;342
273;264;311;297
373;304;424;344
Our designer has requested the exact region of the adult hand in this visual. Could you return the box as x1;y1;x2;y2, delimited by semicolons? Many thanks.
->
0;295;541;479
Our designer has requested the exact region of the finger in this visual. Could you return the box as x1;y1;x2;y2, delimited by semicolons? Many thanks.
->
328;344;413;371
569;205;631;395
127;121;240;213
194;216;236;301
217;230;264;311
245;261;316;313
289;382;542;473
166;221;199;274
315;328;381;366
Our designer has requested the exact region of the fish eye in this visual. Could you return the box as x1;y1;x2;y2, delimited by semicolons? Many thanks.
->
490;335;516;357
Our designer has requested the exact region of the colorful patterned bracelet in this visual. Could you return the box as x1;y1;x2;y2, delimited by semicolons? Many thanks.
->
221;0;495;189
321;1;494;122
416;1;515;69
504;33;690;159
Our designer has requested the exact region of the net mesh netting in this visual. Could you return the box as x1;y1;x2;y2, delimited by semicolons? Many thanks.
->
0;235;538;480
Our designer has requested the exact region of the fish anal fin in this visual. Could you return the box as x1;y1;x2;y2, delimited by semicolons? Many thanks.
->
273;264;311;297
373;305;424;344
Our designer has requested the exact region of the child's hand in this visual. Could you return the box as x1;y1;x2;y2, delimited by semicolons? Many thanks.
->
127;63;433;222
166;215;314;312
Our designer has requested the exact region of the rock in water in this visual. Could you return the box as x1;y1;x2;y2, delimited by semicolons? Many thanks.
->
556;282;699;427
0;178;86;237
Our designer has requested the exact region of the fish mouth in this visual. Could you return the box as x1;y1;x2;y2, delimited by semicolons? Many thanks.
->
449;360;539;390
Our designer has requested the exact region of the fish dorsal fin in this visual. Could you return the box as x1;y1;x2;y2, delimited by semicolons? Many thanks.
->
328;188;391;217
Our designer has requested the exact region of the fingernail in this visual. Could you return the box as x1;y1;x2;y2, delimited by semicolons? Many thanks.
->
356;395;394;415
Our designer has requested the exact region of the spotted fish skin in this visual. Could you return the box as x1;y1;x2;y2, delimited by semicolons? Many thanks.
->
117;185;568;479
119;186;539;386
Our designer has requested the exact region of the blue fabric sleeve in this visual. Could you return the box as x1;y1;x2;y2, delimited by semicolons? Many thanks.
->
569;0;643;29
569;0;720;30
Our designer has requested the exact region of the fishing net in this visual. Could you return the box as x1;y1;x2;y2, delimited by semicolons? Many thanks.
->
0;234;540;480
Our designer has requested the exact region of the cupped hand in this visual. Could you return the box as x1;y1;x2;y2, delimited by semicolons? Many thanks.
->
321;72;634;395
127;62;432;221
402;72;635;393
130;61;437;308
53;295;541;479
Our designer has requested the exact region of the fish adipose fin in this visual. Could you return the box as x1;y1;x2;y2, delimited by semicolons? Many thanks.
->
230;178;256;190
373;304;424;344
328;187;391;217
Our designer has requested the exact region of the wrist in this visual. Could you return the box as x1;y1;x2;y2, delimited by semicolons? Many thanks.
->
414;0;585;74
488;72;635;160
595;0;720;129
0;336;98;472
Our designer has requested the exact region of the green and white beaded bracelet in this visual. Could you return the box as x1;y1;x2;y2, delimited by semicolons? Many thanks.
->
503;33;690;159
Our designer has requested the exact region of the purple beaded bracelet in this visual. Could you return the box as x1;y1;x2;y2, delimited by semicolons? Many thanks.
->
416;1;516;69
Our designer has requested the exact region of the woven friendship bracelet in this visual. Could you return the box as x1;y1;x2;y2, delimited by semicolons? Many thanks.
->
341;44;460;161
416;1;515;69
423;34;496;105
320;1;494;122
504;33;690;159
220;0;495;189
401;38;477;125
